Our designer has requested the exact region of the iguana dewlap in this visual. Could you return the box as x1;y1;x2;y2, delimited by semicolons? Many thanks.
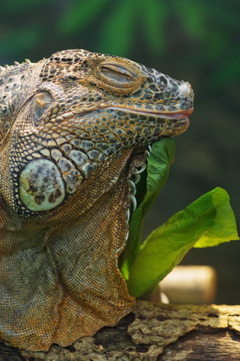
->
0;49;194;351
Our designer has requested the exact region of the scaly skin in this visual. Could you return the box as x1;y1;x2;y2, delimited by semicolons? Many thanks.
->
0;49;194;351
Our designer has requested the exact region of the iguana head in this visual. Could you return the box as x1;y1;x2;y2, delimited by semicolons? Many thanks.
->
0;49;193;217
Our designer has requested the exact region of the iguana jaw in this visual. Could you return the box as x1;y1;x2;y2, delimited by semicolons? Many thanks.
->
69;104;193;121
102;106;193;135
96;106;193;118
63;105;193;137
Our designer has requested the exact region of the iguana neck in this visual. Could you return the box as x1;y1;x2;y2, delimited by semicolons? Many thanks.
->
0;148;139;350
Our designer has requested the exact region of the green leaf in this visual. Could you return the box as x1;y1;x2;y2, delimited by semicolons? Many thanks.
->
126;187;238;298
194;188;239;247
141;138;175;217
120;137;175;280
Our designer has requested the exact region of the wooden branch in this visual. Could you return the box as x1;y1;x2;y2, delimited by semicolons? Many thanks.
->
1;301;240;360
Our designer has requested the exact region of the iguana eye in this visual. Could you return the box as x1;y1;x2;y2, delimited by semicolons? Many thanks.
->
98;62;136;88
32;92;53;122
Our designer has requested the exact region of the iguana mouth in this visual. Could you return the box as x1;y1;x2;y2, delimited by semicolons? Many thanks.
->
105;106;194;119
109;107;192;130
66;106;193;127
106;106;193;134
93;105;194;120
96;106;193;132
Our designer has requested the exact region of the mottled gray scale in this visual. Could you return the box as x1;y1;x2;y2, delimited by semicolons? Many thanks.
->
64;169;83;194
144;104;153;110
88;149;100;160
68;149;88;166
81;140;94;150
71;139;81;147
51;149;62;161
167;105;178;111
75;131;90;139
89;132;98;137
97;143;109;151
181;102;190;110
164;91;170;98
153;127;162;135
135;126;142;133
82;163;94;179
155;105;165;111
153;92;164;101
149;84;158;92
92;136;104;142
98;153;106;161
66;134;74;141
61;143;72;154
142;127;151;136
159;75;168;86
58;157;73;172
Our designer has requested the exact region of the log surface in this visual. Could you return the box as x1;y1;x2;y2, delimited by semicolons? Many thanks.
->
1;301;240;360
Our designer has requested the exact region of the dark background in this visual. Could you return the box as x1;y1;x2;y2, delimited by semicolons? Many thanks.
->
1;0;239;304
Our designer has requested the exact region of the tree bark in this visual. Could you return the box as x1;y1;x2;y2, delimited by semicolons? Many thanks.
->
1;301;240;361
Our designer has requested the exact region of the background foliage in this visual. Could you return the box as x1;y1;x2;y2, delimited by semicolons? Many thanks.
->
1;0;239;303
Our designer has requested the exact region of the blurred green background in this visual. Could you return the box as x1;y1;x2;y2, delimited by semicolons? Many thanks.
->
1;0;239;304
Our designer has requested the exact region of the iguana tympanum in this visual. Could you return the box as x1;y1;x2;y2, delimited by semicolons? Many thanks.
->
0;49;194;351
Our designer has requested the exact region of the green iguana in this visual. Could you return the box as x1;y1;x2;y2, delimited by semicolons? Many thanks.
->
0;49;194;351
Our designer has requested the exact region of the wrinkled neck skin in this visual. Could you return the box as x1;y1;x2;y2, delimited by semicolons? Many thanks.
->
0;147;144;351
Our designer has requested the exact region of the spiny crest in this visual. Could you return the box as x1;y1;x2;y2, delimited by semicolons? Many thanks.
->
0;59;33;73
0;59;34;144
